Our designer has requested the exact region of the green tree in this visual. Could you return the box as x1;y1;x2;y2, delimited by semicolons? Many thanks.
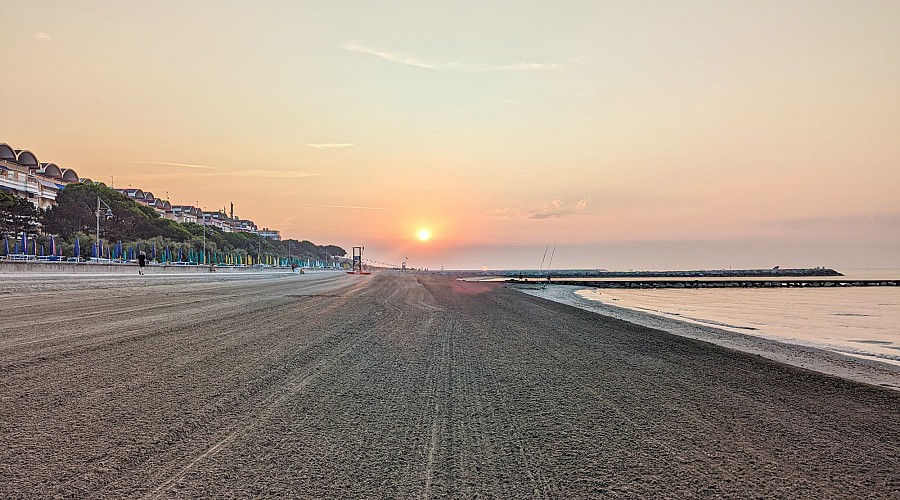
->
44;183;192;242
0;190;42;237
322;245;346;258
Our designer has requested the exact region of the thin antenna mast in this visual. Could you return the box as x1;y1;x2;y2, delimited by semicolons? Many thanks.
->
539;242;549;272
547;239;558;271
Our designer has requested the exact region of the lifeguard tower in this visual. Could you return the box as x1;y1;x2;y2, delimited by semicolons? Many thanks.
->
347;246;371;275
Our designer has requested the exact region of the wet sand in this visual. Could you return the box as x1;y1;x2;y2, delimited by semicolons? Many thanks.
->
516;284;900;390
1;273;898;497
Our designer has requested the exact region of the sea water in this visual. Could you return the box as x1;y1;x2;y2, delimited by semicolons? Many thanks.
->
576;270;900;367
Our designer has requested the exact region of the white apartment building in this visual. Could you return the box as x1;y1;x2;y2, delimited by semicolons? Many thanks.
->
0;142;80;209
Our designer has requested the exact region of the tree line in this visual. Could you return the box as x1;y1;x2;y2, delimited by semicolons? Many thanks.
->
0;184;345;264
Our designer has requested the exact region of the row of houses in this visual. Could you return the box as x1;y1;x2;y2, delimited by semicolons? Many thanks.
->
0;142;282;240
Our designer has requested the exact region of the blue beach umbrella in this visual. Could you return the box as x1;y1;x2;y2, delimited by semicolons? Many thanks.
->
152;243;156;260
4;238;8;255
40;244;45;256
21;232;27;253
74;238;80;258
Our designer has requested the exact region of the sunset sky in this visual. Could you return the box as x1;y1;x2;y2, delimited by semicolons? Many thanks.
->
3;1;898;270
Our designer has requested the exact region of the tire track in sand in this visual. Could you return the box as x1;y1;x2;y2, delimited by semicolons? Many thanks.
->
142;278;400;498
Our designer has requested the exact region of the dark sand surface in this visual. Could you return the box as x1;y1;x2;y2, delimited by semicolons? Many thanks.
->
1;272;898;498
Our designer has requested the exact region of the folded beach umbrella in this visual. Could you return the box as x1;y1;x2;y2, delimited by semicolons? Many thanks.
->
50;236;56;256
74;238;80;258
4;238;8;256
40;244;44;256
152;243;156;260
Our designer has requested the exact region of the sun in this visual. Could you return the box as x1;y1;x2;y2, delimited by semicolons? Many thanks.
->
417;229;432;241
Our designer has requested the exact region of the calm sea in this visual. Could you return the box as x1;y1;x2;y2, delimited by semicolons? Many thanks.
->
575;270;900;367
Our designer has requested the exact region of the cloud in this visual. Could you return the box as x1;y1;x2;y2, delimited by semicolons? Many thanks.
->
487;208;517;219
232;170;322;179
296;203;387;210
306;143;355;150
34;32;52;42
343;42;568;72
126;161;217;170
528;200;565;219
489;198;591;220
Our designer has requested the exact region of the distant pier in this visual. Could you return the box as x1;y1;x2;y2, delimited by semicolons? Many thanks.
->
509;279;900;289
457;267;845;279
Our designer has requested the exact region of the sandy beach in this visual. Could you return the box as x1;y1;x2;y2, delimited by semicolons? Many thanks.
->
516;284;900;390
1;272;898;497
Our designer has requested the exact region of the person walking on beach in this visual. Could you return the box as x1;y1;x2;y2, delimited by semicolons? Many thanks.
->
138;251;147;275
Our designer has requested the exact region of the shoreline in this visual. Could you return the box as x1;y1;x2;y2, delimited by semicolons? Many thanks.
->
513;284;900;391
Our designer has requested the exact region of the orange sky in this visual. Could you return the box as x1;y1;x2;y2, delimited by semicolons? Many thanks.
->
3;1;899;269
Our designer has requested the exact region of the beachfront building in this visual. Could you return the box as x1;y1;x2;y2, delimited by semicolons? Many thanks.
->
112;188;175;219
231;218;258;234
259;228;281;240
148;198;173;218
171;205;201;224
0;142;80;209
202;211;233;232
1;140;284;238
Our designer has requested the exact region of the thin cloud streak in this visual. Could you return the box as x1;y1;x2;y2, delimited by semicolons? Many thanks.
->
233;170;322;179
343;42;567;72
34;32;52;42
297;203;388;210
125;164;321;179
126;161;217;170
306;143;355;149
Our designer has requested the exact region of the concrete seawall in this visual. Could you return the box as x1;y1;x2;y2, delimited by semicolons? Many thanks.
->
0;260;268;274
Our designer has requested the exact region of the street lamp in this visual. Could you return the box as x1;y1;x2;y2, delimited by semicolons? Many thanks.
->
198;202;206;265
95;196;113;261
